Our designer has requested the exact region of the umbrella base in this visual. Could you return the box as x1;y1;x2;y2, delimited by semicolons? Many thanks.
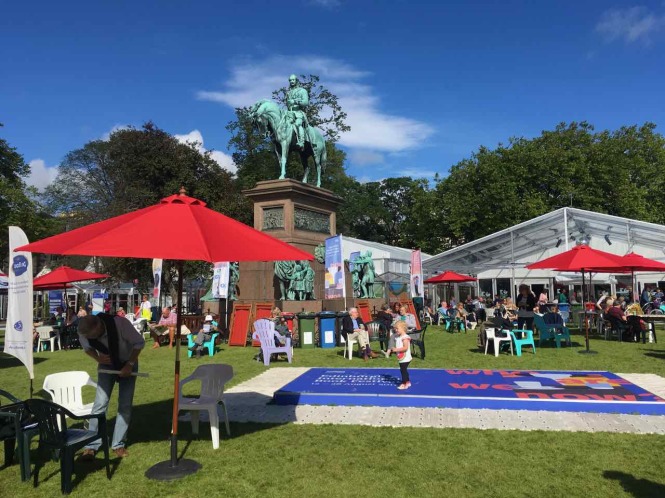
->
145;458;201;481
578;350;598;355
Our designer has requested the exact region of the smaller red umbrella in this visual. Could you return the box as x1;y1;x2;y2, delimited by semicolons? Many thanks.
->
33;265;109;289
614;252;665;303
424;270;476;284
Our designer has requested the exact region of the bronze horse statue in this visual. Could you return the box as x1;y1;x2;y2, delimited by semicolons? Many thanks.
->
249;99;327;187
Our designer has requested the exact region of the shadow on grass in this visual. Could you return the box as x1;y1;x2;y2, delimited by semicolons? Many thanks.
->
604;470;665;497
0;353;49;369
643;349;665;360
128;393;289;449
32;448;121;492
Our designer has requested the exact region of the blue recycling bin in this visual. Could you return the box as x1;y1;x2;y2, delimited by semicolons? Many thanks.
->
317;311;338;348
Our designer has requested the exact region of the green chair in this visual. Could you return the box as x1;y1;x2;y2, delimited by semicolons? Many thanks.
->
187;332;220;358
533;314;571;348
509;329;536;356
0;389;39;482
25;399;110;495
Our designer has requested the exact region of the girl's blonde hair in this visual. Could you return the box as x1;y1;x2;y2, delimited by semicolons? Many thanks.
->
393;321;408;334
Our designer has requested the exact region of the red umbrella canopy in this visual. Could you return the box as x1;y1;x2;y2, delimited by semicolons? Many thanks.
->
424;270;477;284
616;252;665;272
16;192;313;262
526;244;625;271
32;265;109;288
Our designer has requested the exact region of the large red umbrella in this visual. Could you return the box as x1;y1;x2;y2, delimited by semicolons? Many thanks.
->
527;244;626;353
17;189;313;479
424;270;477;284
33;265;109;289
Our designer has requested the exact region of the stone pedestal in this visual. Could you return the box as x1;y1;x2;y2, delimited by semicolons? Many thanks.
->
238;179;343;302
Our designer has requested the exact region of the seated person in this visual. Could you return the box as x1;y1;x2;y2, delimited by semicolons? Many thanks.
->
393;305;417;330
116;307;126;318
269;307;290;344
376;303;394;332
77;306;88;318
606;298;627;321
543;305;566;328
437;301;449;321
341;307;378;361
149;307;177;349
452;302;468;330
493;300;516;331
189;315;215;358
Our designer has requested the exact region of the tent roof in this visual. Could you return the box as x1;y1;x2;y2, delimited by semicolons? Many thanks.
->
423;207;665;275
343;236;431;261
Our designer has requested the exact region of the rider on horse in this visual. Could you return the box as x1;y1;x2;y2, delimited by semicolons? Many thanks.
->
286;74;309;150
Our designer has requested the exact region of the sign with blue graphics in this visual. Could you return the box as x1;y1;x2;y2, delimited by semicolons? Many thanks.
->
273;368;665;415
12;255;29;276
14;320;23;332
48;291;63;315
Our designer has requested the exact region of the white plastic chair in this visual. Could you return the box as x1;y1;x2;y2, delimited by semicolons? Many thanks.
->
178;364;233;450
43;371;97;417
339;333;358;360
485;328;513;357
422;311;433;325
124;313;135;322
252;319;293;366
36;325;60;352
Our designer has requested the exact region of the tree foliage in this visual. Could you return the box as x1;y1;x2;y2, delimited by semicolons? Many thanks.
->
433;122;665;247
0;124;58;271
44;122;247;292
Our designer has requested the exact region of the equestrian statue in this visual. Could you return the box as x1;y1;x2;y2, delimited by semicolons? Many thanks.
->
248;75;327;187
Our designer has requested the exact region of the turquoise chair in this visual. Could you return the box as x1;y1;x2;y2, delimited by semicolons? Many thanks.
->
187;332;219;358
509;329;536;356
533;314;571;348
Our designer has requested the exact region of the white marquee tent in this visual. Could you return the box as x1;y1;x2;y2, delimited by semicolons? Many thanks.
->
423;207;665;301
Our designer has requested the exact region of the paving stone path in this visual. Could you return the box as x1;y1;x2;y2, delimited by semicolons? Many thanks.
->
221;368;665;434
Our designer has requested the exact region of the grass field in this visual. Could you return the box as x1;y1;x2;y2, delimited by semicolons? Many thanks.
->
1;323;664;497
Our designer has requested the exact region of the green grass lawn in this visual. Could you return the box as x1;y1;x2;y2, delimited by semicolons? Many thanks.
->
1;324;664;497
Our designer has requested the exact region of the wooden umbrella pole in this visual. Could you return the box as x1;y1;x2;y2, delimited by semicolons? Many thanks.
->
170;260;184;467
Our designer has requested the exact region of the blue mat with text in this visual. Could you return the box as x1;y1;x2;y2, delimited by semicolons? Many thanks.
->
273;368;665;414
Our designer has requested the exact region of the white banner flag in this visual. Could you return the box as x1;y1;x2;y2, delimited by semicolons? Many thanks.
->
212;262;230;299
4;226;34;379
152;258;162;304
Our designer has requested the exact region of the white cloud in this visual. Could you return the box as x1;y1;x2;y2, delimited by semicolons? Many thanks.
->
348;149;384;166
197;55;434;155
26;159;59;191
595;6;665;44
174;129;237;173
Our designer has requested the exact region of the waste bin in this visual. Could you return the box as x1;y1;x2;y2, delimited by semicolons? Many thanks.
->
336;311;349;346
317;311;337;348
296;312;316;349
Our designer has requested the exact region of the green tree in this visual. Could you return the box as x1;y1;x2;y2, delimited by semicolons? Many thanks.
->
0;124;58;270
433;122;665;246
44;122;247;294
227;74;351;192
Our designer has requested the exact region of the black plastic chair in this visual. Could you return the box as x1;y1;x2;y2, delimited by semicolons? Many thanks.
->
605;315;627;342
0;389;39;482
407;324;427;359
25;399;110;494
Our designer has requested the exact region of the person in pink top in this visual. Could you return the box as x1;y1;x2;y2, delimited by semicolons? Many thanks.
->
149;307;177;349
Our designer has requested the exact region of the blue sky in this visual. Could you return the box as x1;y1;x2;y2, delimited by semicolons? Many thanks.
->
2;1;665;190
